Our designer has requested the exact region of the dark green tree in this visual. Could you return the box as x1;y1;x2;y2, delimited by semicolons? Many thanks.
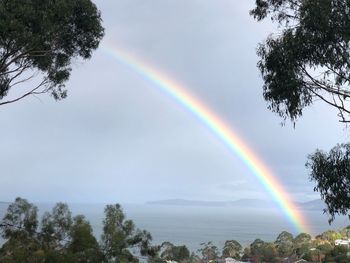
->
159;242;191;262
250;239;279;263
222;240;242;260
251;0;350;123
306;143;350;222
101;203;154;263
250;238;265;259
293;232;312;257
241;247;251;262
320;230;342;243
198;241;218;262
67;215;104;263
0;198;162;263
0;0;104;106
251;0;350;223
324;245;350;263
40;202;73;250
188;252;202;263
275;231;294;258
340;225;350;237
0;197;38;239
0;197;42;263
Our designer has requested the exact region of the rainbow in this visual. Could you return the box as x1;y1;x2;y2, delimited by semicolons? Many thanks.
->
102;44;309;234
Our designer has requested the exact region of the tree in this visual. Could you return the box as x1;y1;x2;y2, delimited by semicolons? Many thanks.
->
275;231;294;257
40;202;73;249
306;143;350;222
0;197;42;263
324;245;350;263
340;225;350;238
159;242;191;262
0;198;161;263
0;0;104;106
293;233;312;258
241;247;251;262
222;240;242;260
251;0;350;123
250;239;279;263
101;203;154;263
251;0;350;223
250;238;265;259
0;197;38;239
68;215;104;263
198;241;218;262
320;230;342;243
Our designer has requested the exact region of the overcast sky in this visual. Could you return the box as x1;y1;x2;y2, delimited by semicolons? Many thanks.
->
0;0;347;204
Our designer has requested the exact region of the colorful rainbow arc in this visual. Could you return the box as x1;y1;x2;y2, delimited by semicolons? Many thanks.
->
102;44;309;234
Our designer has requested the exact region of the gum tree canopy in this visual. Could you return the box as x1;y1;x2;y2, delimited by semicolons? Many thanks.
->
0;0;104;106
251;0;350;123
251;0;350;222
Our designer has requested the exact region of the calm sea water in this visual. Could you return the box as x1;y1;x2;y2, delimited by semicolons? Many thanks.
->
0;203;348;251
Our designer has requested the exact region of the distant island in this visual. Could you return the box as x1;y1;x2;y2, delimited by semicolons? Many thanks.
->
147;198;326;210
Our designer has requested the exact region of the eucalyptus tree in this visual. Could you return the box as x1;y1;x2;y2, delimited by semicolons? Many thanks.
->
222;240;242;260
275;231;294;257
251;0;350;222
159;242;191;262
0;0;104;106
101;203;155;263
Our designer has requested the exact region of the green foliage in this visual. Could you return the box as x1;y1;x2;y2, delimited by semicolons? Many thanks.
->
222;240;242;259
68;215;104;263
340;225;350;237
324;245;350;263
0;198;156;263
251;0;350;226
0;0;104;105
0;198;42;263
250;239;279;263
101;203;155;262
293;233;312;257
241;247;251;261
159;242;191;262
0;197;38;240
40;202;73;249
306;143;350;222
251;0;350;123
275;231;294;257
1;199;349;263
198;241;218;261
320;230;343;243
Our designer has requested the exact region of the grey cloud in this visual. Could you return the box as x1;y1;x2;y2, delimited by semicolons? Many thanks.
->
0;1;343;204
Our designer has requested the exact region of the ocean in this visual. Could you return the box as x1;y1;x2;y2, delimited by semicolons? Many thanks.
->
0;202;348;252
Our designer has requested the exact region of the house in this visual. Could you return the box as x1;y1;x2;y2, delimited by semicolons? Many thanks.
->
335;239;350;246
215;258;247;263
224;258;246;263
281;255;312;263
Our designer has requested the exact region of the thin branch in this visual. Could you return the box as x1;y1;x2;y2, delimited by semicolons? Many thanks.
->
0;59;32;76
304;83;350;115
10;74;36;88
302;66;350;98
324;64;350;85
0;79;49;106
0;49;52;72
7;64;32;85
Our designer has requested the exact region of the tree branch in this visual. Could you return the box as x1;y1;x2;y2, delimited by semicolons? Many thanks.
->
0;78;49;106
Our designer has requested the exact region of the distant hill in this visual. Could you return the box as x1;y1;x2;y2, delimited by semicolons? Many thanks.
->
147;199;326;210
298;199;326;211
